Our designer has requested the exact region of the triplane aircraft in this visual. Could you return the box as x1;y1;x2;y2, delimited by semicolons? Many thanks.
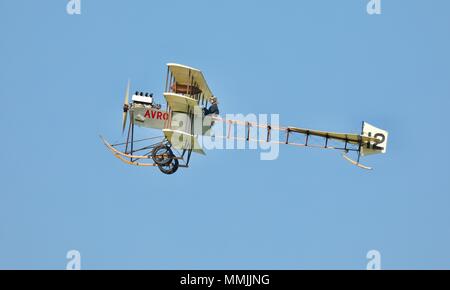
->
101;63;388;175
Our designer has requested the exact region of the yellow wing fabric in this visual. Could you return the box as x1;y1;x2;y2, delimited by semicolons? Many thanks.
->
166;63;213;102
163;129;206;155
163;63;214;156
163;92;200;114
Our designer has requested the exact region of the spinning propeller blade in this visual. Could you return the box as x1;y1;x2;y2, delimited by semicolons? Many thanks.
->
122;80;130;134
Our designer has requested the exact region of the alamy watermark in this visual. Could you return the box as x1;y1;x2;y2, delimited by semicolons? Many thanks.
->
67;0;81;15
367;0;382;15
366;249;382;270
65;1;381;17
63;249;382;269
66;250;81;270
167;110;281;161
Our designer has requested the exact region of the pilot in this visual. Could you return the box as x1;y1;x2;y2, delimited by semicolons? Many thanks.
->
203;96;220;116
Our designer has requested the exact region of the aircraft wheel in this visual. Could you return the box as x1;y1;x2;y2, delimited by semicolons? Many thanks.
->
158;158;179;175
152;144;173;166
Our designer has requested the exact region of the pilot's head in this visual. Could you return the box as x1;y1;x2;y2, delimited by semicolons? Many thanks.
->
210;96;218;105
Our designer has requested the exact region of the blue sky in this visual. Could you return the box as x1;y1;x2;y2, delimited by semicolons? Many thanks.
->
1;0;450;269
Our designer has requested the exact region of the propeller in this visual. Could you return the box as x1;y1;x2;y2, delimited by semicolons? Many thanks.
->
122;80;131;134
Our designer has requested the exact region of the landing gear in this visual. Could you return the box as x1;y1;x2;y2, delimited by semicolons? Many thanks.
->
151;144;173;166
157;158;179;175
151;144;179;175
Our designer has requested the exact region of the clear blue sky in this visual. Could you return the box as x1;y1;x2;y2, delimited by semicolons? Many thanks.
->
1;0;449;269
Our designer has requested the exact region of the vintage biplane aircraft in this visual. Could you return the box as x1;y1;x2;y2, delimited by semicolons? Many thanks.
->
101;63;388;175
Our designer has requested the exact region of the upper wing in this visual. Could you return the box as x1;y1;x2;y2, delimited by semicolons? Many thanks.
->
165;63;213;106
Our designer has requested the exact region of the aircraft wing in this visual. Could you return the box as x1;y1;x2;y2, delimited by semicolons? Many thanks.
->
163;129;206;155
166;63;213;103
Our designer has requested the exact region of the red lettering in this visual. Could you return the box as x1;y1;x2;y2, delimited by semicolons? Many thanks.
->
144;110;168;120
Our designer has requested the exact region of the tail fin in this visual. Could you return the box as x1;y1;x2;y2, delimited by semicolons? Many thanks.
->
361;122;389;156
